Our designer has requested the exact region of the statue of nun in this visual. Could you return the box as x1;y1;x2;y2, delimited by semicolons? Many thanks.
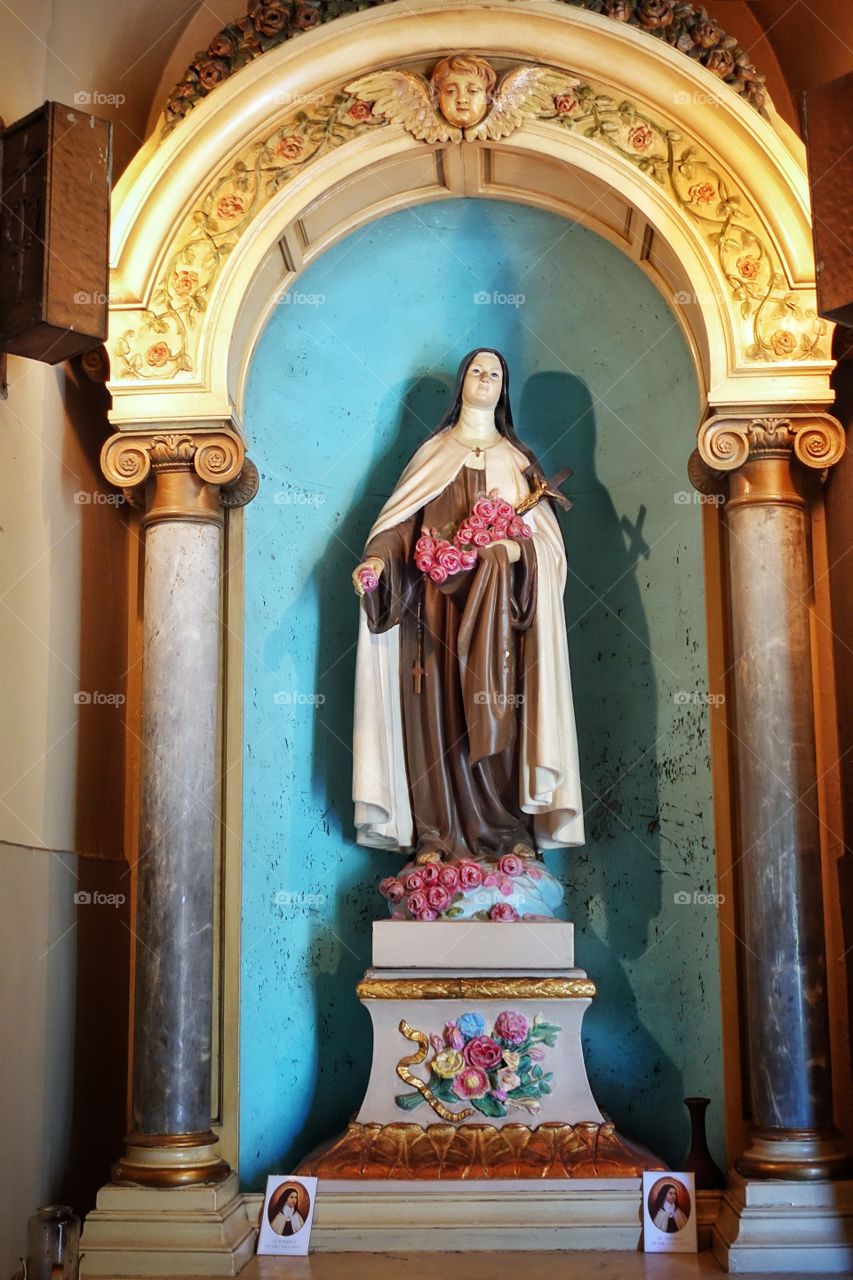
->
352;349;584;921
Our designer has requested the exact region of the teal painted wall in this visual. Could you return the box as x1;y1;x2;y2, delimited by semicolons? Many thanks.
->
239;198;723;1187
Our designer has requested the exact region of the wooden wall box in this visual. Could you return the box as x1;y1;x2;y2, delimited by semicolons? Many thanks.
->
0;101;112;362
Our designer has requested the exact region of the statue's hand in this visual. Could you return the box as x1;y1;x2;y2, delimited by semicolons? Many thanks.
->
353;557;385;597
488;538;522;564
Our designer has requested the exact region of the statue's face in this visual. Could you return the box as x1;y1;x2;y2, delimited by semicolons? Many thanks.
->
437;72;489;127
462;351;503;410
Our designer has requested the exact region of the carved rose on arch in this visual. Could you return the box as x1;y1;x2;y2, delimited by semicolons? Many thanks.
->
345;56;584;144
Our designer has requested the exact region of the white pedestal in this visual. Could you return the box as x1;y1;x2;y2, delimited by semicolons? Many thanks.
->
372;919;575;969
359;920;599;1127
356;965;602;1127
711;1174;853;1273
298;920;665;1182
79;1174;256;1277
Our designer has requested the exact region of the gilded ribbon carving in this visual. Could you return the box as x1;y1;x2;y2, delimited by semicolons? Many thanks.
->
394;1020;475;1123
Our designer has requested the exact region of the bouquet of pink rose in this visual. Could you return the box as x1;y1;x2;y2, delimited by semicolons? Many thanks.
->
379;853;548;922
413;533;477;584
454;489;533;551
359;489;532;593
414;488;532;585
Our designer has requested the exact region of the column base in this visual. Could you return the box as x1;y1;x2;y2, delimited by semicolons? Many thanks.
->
735;1126;850;1181
711;1173;853;1273
80;1173;255;1277
113;1130;231;1188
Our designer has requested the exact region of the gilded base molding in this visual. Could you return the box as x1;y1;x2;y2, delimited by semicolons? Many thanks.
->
111;1158;231;1188
111;1130;231;1188
735;1127;851;1181
296;1119;666;1180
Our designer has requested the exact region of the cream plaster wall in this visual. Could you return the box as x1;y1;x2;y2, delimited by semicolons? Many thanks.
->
0;845;77;1273
0;3;192;1269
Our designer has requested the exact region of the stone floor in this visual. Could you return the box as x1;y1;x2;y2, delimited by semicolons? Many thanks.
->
147;1254;850;1279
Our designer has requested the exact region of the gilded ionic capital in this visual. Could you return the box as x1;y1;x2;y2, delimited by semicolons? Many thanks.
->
101;427;258;525
697;412;845;474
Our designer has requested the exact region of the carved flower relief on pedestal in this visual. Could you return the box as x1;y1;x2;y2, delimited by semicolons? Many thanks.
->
395;1010;561;1121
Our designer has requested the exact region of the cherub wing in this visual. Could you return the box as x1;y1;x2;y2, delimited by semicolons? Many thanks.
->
466;66;579;141
345;69;462;144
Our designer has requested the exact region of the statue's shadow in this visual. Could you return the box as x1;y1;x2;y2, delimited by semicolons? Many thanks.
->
520;370;682;1162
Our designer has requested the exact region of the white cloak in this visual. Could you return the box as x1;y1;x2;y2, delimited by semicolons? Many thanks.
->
353;429;585;851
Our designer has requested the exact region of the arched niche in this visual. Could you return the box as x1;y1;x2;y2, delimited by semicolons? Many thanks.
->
87;0;850;1248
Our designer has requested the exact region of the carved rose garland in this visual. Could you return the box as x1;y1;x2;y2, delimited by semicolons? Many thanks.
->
161;0;768;134
541;84;826;361
114;93;383;380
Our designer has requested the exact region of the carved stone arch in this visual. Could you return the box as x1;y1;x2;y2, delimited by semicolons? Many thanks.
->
107;0;832;430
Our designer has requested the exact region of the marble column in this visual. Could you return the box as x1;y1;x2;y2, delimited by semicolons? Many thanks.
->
101;428;258;1187
696;411;848;1180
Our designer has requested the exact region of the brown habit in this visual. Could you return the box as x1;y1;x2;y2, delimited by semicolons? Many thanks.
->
363;466;537;860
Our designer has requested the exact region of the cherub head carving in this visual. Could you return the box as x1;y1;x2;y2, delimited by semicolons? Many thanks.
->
346;58;580;145
430;55;496;129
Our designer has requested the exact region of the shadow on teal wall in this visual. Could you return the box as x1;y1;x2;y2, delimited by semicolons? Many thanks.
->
239;198;724;1188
